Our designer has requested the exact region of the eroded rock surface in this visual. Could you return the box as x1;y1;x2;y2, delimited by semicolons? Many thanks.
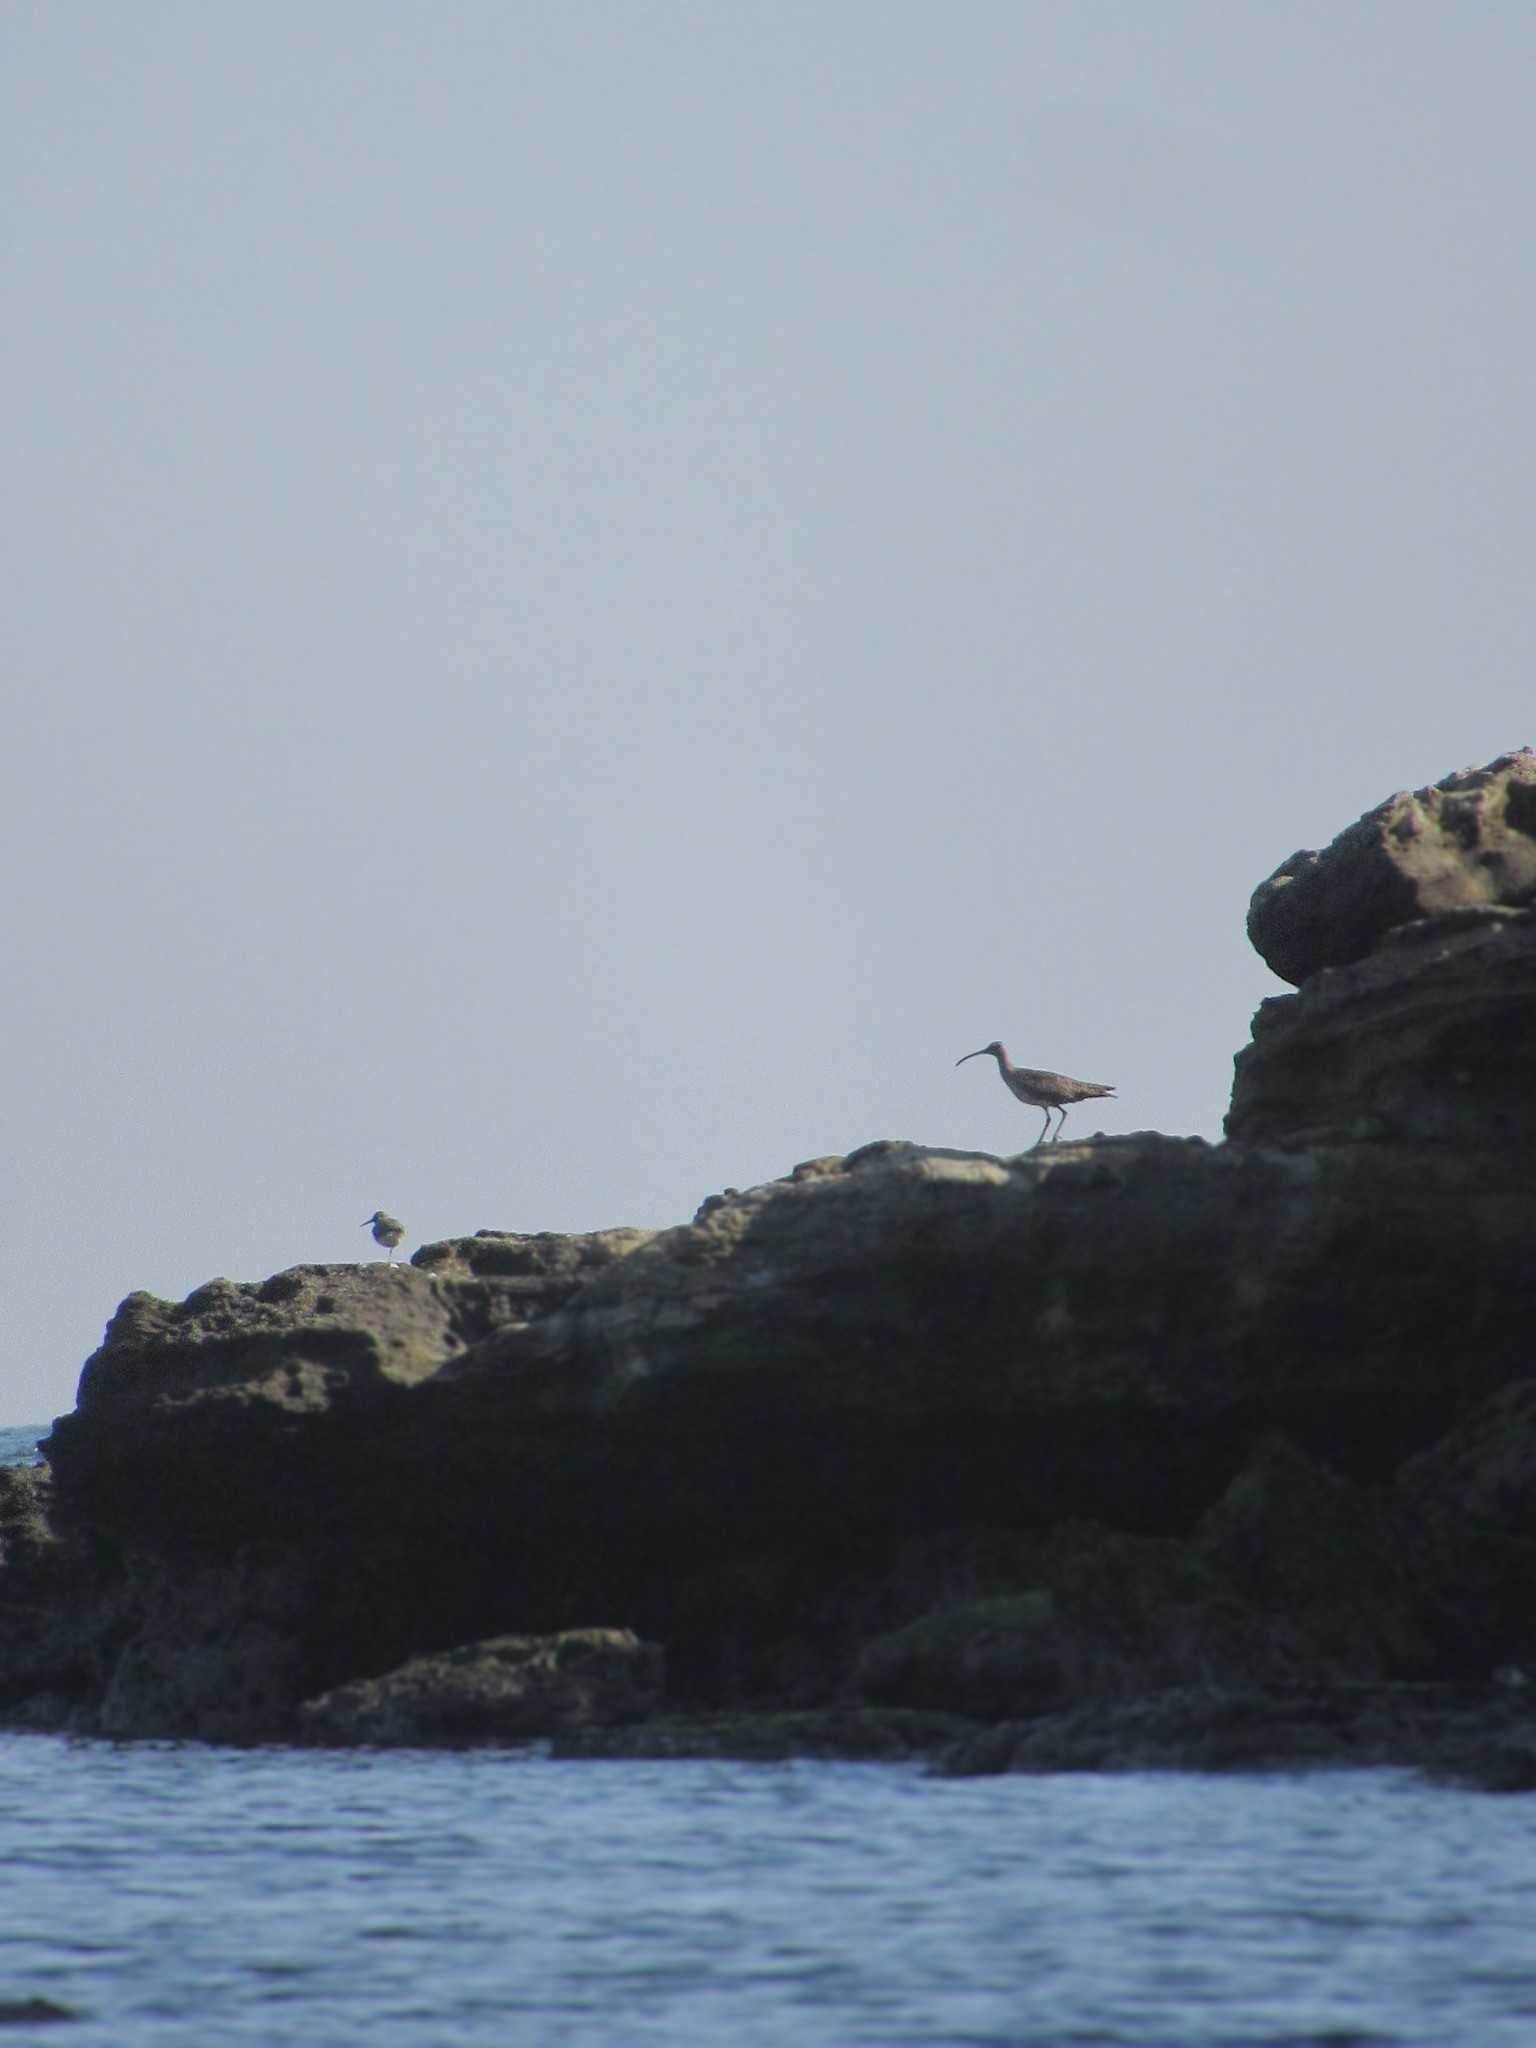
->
1248;747;1536;986
1227;905;1536;1145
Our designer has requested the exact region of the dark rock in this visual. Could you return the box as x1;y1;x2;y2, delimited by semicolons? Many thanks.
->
939;1681;1536;1782
1248;747;1536;986
842;1439;1429;1729
0;1999;77;2026
1193;1432;1433;1677
1390;1380;1536;1675
1441;1728;1536;1793
855;1594;1063;1717
1227;906;1536;1145
0;1464;58;1577
97;1553;311;1741
0;1466;119;1730
299;1628;663;1746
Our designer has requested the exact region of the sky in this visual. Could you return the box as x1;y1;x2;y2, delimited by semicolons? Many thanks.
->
4;0;1534;1421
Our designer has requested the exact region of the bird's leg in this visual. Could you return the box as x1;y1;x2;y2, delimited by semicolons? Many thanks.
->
1033;1108;1050;1149
1054;1107;1069;1142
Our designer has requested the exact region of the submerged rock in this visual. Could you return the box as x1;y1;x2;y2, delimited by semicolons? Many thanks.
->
0;2000;77;2027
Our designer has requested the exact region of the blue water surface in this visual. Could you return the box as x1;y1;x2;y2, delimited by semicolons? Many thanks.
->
1;1423;45;1468
1;1734;1535;2047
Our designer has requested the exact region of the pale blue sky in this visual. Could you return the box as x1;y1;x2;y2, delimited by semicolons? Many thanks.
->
4;1;1533;1418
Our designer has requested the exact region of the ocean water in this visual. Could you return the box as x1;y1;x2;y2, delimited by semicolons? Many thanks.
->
1;1422;44;1467
3;1740;1536;2046
5;1421;1536;2046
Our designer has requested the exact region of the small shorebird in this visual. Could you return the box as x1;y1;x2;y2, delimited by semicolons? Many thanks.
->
955;1041;1116;1148
361;1209;405;1261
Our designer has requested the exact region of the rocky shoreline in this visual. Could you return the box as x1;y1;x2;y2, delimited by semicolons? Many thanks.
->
5;750;1536;1788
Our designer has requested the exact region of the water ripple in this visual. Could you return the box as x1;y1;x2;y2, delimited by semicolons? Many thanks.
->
0;1734;1534;2044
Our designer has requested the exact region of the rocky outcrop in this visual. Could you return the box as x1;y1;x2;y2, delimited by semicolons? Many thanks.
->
1226;904;1536;1146
0;1465;122;1728
1248;746;1536;985
16;1127;1536;1763
299;1628;664;1746
5;749;1536;1782
46;1134;1536;1526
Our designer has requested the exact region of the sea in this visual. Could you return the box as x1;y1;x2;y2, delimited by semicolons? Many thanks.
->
4;1422;1536;2047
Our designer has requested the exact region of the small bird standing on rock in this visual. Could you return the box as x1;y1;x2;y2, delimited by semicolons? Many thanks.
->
362;1209;405;1261
955;1041;1116;1148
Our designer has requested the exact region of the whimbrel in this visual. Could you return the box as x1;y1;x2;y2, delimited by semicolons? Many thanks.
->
361;1209;404;1261
955;1041;1116;1148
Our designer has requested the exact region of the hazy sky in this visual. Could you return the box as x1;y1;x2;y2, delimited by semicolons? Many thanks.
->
4;1;1533;1420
